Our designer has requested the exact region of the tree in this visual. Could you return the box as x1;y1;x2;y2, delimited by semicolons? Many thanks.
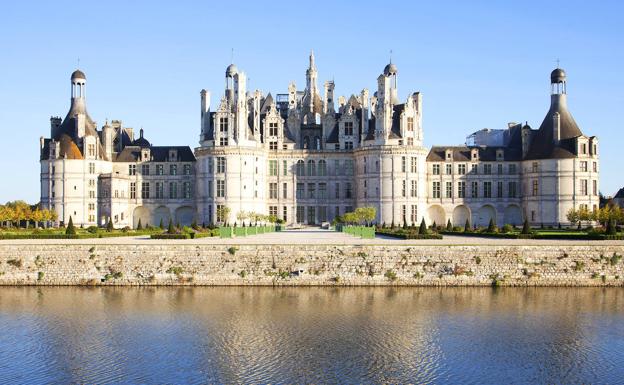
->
419;218;428;235
236;210;248;226
66;216;76;235
106;217;114;232
167;218;175;234
487;218;496;233
159;218;164;229
464;218;471;232
521;218;531;235
446;219;453;231
217;206;231;226
137;218;143;230
566;207;580;228
31;208;43;228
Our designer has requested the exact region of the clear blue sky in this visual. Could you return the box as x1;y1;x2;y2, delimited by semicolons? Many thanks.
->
1;0;622;203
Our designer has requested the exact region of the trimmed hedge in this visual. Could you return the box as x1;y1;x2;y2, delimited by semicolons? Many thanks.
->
377;229;443;240
441;230;624;241
0;230;157;240
150;233;190;239
340;226;376;239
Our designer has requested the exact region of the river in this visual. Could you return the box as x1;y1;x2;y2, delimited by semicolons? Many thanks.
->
0;287;622;384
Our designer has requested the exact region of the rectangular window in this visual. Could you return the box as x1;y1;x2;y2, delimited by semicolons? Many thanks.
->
89;190;96;199
344;121;353;136
401;156;406;172
183;164;191;175
593;162;597;172
580;161;588;172
319;183;327;199
216;204;225;223
129;165;136;175
89;163;95;174
433;181;441;198
471;181;478;198
142;164;149;175
88;144;95;157
471;164;478;174
344;160;354;176
318;206;327;222
208;181;213;198
580;179;588;195
219;137;228;146
407;117;414;131
283;160;288;176
219;117;228;132
155;182;164;199
344;141;353;150
269;206;278;217
401;205;407;223
345;182;352;199
296;206;305;223
483;181;492;198
307;206;315;224
269;160;278;176
296;183;304;199
446;181;452;198
410;205;417;224
130;182;136;199
593;180;597;196
411;180;417;197
402;180;406;197
217;157;226;173
458;164;466;175
170;164;177;176
508;181;517;198
334;160;341;175
407;138;414;146
169;182;178;199
141;182;150;199
497;164;503;175
269;141;278;150
156;164;164;175
411;157;418;173
217;180;225;197
432;164;440;175
269;183;278;199
532;162;538;173
335;183;340;199
484;164;492;175
532;180;539;196
269;122;278;136
497;181;503;198
283;206;288;222
509;164;517;175
458;181;466;198
183;182;192;199
282;183;288;199
446;164;452;175
308;183;316;199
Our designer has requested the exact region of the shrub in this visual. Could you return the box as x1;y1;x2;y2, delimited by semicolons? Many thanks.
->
86;226;99;234
150;233;189;239
166;266;184;275
446;220;453;231
66;216;76;235
610;253;622;266
239;270;247;278
228;246;238;255
106;217;114;232
419;218;427;235
384;270;398;282
487;218;497;233
7;259;22;268
159;218;164;229
464;219;471;233
37;271;44;281
501;224;513;233
167;219;175;234
137;219;143;230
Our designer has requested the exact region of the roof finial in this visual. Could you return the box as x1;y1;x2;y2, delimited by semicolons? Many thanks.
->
389;49;393;64
556;58;560;68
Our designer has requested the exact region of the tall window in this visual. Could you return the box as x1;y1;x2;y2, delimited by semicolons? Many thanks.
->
183;164;191;175
296;160;305;176
88;144;95;157
345;182;352;199
296;183;304;199
219;117;228;132
446;182;452;198
411;205;417;223
458;164;466;175
130;182;136;199
269;183;278;199
433;182;441;198
216;205;225;223
283;206;288;222
532;180;539;196
334;159;341;175
155;182;164;199
345;160;354;176
508;164;517;175
344;141;353;150
593;180;597;196
402;180;406;197
580;179;588;196
269;160;278;176
497;164;503;175
446;164;452;175
508;181;517;198
580;161;588;172
296;206;305;223
458;181;466;198
283;183;288;199
432;164;440;175
307;160;316;176
532;162;538;173
483;164;492;175
217;157;226;173
407;117;414;131
169;182;178;199
318;160;327;176
269;206;278;217
411;157;418;173
335;183;340;199
344;121;353;136
471;181;478;198
129;164;136;175
283;160;288;176
183;182;192;199
483;181;492;198
217;180;225;197
269;122;278;136
471;164;478;174
141;164;149;175
141;182;150;199
308;183;316;198
89;162;96;174
497;181;503;198
401;156;406;172
170;164;177;175
319;183;327;199
155;164;163;175
411;180;418;197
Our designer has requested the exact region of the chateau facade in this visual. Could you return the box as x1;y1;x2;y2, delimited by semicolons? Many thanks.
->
40;53;600;228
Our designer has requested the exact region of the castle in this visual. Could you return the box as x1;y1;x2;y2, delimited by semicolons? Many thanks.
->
40;52;600;228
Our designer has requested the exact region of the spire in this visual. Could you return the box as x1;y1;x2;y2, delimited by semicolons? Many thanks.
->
309;49;316;70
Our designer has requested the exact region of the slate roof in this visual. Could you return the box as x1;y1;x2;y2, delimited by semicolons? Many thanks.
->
114;146;196;162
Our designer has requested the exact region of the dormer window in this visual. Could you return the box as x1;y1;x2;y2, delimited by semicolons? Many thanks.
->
496;149;504;160
169;150;177;161
445;150;452;160
471;149;479;160
269;122;278;136
344;121;354;136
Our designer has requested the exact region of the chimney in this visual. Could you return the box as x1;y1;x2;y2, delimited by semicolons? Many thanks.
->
553;112;561;144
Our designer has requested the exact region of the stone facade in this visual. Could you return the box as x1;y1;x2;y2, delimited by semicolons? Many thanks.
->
40;54;599;229
0;244;622;286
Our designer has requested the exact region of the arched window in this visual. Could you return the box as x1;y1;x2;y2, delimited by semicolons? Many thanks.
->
296;160;305;176
318;159;327;176
307;160;316;176
314;136;321;150
303;136;310;149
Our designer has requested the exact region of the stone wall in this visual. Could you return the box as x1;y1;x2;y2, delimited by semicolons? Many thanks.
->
0;244;623;286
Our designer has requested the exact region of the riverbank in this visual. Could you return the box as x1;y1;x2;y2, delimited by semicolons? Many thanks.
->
0;230;623;286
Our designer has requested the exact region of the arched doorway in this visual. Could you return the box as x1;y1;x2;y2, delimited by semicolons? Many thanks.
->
504;205;522;226
133;206;150;228
452;205;471;227
175;206;195;227
475;205;496;227
153;206;171;227
427;205;446;227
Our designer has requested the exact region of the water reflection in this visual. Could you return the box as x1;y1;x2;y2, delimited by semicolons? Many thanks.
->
0;287;622;383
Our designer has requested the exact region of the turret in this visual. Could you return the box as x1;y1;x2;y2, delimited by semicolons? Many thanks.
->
324;80;335;114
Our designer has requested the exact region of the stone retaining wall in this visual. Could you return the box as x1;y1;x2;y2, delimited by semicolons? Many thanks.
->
0;244;623;286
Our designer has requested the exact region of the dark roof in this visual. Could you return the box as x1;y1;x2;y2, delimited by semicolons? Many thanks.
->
426;145;523;162
389;104;404;139
326;121;339;143
365;115;376;141
551;68;566;83
114;146;196;162
71;69;86;80
58;134;84;160
614;188;624;199
132;129;151;147
525;95;582;160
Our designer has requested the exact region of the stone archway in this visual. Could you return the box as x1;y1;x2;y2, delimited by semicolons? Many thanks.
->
133;206;150;229
452;205;471;227
175;206;195;227
504;204;522;226
427;205;446;227
475;205;496;227
153;206;171;228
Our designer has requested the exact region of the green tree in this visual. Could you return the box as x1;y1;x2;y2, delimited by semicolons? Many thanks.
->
446;219;453;231
464;218;471;232
159;218;164;229
487;218;496;233
419;218;428;235
65;216;76;235
167;218;175;234
137;218;143;230
106;217;114;232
